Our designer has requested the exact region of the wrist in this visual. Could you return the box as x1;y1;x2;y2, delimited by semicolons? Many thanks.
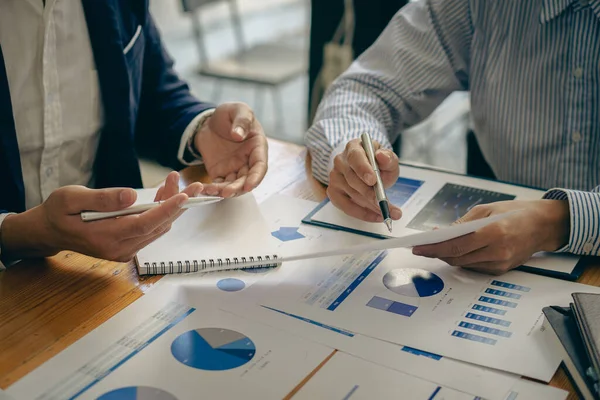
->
2;207;58;259
193;110;214;159
539;199;570;251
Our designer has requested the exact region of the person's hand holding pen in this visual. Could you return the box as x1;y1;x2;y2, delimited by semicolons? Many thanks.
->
327;136;402;224
1;171;200;263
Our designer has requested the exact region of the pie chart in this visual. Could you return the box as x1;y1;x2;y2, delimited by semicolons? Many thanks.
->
97;386;176;399
383;268;444;297
171;328;256;371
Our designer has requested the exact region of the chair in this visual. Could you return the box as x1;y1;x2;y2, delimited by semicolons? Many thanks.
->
180;0;308;134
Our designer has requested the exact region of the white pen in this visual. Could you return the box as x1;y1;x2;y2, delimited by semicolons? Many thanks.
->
80;196;224;222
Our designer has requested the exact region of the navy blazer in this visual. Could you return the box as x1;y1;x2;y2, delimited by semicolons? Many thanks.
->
0;0;213;213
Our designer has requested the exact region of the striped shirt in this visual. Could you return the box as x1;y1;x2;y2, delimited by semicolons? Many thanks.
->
306;0;600;257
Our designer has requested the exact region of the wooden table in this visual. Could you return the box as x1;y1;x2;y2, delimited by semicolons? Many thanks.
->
0;139;595;399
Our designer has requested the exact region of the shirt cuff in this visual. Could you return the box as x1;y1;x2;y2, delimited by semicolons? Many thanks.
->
543;188;600;256
177;109;215;166
0;213;16;271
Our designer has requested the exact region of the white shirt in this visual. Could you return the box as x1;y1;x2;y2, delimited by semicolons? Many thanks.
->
0;0;209;268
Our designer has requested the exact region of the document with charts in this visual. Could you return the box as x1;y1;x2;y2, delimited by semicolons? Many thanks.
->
305;164;582;279
6;284;333;400
293;352;567;400
256;247;600;381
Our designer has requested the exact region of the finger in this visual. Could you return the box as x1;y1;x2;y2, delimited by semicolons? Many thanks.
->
63;186;137;214
225;172;237;183
345;141;377;186
157;171;181;201
119;193;188;239
230;103;254;141
412;231;490;258
222;176;247;198
328;186;383;223
440;246;502;267
181;182;204;198
453;204;492;225
338;156;373;199
244;136;268;191
154;186;164;202
375;149;400;188
236;165;249;179
330;169;381;215
213;177;225;184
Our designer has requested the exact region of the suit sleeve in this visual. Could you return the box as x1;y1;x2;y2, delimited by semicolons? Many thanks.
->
134;15;215;170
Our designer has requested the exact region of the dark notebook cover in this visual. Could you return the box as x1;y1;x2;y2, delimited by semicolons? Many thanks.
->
543;305;596;400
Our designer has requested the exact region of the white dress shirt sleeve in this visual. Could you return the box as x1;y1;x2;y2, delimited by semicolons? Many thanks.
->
177;109;215;166
543;186;600;256
305;0;472;184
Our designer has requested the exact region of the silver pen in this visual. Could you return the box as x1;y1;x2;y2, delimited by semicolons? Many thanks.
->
80;196;223;222
360;132;393;232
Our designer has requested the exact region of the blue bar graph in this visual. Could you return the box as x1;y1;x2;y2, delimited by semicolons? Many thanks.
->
472;304;507;315
478;296;517;308
367;296;417;317
451;330;497;345
485;288;521;299
491;280;530;292
459;322;512;338
465;313;511;327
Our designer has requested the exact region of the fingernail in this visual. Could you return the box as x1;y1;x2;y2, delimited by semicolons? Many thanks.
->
412;248;423;256
177;196;187;207
234;127;245;139
364;173;374;185
120;189;133;205
391;208;402;220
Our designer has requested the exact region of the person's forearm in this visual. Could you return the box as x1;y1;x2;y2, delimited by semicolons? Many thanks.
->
2;209;58;260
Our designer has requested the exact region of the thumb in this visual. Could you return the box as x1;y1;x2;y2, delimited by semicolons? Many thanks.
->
229;103;254;141
63;186;137;214
375;149;398;171
452;206;490;226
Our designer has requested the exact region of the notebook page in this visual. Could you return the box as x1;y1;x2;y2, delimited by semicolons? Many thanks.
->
135;193;278;274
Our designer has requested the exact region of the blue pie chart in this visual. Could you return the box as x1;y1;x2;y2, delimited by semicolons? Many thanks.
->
97;386;176;400
171;328;256;371
383;268;444;297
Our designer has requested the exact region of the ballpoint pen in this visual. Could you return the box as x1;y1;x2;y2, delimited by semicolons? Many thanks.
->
360;132;393;233
80;196;224;222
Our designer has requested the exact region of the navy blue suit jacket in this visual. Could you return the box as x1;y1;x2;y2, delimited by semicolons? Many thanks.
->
0;0;213;213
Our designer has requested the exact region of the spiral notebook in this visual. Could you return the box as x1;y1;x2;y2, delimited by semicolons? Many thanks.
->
135;193;279;275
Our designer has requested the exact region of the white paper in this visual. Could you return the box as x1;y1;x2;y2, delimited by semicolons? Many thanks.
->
293;352;567;400
309;164;581;274
257;248;600;381
135;193;277;273
7;284;333;400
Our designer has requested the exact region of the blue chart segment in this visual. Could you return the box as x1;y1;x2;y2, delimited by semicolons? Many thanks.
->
271;226;305;242
452;330;497;345
367;296;417;317
478;296;518;308
401;346;442;361
217;278;246;292
243;267;272;274
491;280;531;292
387;177;424;206
171;328;256;371
97;387;177;400
382;268;444;297
458;322;512;338
472;304;507;315
465;312;511;327
485;288;521;299
406;183;516;231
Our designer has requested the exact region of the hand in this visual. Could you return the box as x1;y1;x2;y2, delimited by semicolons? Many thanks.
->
327;138;402;222
195;102;268;198
412;200;571;275
2;172;202;262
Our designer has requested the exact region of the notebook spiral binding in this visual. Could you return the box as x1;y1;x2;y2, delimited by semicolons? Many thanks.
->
143;254;280;275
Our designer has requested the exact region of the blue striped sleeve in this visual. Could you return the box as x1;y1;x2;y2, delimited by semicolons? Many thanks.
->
543;187;600;256
305;0;473;184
